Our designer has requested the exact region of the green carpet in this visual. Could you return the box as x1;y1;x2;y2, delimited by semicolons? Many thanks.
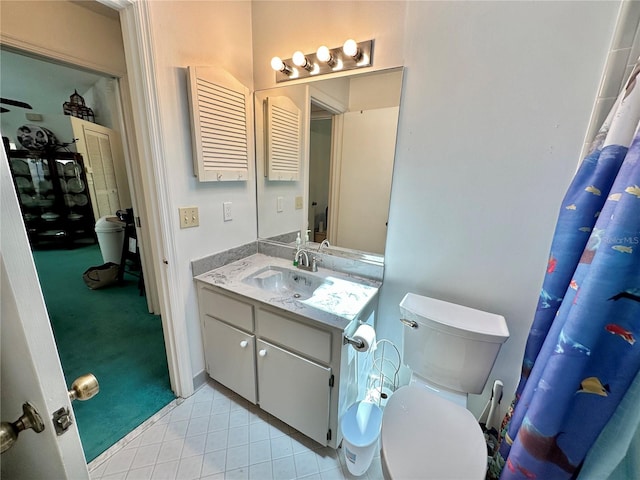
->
32;244;175;462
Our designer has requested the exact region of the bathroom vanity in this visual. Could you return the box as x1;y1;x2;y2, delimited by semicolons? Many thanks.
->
195;253;380;448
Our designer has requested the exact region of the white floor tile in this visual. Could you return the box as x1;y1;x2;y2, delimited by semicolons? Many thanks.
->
249;421;270;443
227;426;249;448
205;429;228;453
103;448;137;476
163;420;189;442
294;451;320;477
201;450;226;476
225;444;250;471
182;434;207;458
156;438;184;464
125;465;154;480
130;443;161;469
177;454;204;479
271;455;297;480
151;459;179;480
187;417;210;437
249;460;273;480
270;435;294;459
249;439;271;465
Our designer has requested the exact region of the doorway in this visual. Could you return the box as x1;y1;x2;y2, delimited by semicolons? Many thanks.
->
1;49;174;462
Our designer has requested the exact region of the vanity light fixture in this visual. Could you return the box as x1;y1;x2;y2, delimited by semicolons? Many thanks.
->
272;39;374;83
292;51;314;72
270;56;293;76
316;45;337;67
342;39;363;62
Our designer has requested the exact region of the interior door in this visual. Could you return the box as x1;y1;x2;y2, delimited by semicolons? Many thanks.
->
1;149;89;479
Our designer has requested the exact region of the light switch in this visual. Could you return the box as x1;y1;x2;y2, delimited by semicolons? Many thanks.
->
179;206;199;228
295;196;303;210
277;196;284;213
223;202;233;221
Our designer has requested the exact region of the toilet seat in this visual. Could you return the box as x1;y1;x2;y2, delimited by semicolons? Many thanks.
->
380;385;487;479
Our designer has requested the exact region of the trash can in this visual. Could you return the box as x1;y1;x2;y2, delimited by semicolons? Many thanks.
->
341;401;383;476
95;216;125;265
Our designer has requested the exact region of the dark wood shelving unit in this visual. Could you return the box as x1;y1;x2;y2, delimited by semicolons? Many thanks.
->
8;149;97;248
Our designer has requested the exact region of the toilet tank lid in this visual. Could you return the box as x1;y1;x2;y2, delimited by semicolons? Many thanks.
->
400;293;509;342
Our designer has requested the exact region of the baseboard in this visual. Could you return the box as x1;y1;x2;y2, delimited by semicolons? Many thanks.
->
192;369;208;392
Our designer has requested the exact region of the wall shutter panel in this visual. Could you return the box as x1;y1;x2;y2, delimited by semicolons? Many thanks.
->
266;96;301;181
187;66;251;182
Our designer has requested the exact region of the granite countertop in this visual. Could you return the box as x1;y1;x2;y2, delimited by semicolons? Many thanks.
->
194;253;381;330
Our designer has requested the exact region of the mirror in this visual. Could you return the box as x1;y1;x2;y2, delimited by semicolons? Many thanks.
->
255;67;403;260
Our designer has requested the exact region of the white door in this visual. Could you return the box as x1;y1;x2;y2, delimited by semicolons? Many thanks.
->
334;107;399;254
1;149;89;479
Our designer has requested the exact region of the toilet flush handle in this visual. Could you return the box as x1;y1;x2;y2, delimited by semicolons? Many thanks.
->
399;318;418;329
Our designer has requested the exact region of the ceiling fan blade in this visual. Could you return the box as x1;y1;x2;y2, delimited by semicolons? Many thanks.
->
0;107;9;113
0;97;33;109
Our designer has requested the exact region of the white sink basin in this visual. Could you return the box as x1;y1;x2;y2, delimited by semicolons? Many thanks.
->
242;265;332;300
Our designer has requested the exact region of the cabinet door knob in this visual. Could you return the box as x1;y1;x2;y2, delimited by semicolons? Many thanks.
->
258;349;267;357
239;340;248;348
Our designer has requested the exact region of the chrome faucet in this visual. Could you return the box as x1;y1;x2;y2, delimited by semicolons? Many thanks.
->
317;239;330;252
295;249;318;272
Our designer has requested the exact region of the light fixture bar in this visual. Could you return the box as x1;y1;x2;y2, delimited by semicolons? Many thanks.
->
273;39;374;83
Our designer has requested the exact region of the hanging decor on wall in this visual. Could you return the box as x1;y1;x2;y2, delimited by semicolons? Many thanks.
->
271;39;374;83
62;90;95;123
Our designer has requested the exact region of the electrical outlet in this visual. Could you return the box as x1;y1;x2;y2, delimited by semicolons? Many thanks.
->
179;206;199;228
295;196;303;210
223;202;232;221
277;196;284;213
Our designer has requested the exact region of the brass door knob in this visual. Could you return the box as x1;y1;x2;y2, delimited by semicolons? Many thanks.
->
68;373;99;401
1;403;45;454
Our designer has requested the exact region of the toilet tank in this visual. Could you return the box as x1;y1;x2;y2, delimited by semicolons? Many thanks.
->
399;293;509;395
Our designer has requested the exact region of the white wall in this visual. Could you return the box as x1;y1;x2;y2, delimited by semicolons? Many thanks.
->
0;1;126;76
146;1;256;377
380;1;620;416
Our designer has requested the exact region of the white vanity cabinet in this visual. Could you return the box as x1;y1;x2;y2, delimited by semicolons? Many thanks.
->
197;282;351;448
199;287;257;403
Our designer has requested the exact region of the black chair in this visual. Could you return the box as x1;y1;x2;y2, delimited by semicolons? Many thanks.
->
117;208;144;296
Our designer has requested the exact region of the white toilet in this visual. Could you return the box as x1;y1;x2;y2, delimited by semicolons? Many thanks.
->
380;293;510;479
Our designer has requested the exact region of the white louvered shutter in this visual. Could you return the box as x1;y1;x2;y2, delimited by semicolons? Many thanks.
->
266;96;301;181
187;66;251;181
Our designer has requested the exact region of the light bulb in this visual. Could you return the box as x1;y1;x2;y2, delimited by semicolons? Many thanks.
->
316;46;331;63
292;51;306;67
343;39;358;57
271;56;285;72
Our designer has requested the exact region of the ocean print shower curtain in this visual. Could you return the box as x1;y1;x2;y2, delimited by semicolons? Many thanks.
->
490;62;640;479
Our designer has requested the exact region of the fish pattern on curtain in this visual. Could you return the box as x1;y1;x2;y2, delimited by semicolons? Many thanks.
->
487;63;640;479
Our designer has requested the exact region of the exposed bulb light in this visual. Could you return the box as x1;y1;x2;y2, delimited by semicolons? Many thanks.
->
342;39;362;62
271;56;292;75
292;51;313;71
316;45;337;67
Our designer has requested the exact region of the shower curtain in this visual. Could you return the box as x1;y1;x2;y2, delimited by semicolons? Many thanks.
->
490;61;640;479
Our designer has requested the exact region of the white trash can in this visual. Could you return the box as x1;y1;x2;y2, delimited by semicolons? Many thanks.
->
95;216;125;264
341;401;383;476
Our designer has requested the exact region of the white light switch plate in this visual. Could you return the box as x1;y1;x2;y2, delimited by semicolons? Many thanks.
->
295;196;303;210
277;196;284;213
179;206;199;228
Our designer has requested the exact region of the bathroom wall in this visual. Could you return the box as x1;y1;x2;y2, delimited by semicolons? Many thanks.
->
144;1;256;377
381;0;621;417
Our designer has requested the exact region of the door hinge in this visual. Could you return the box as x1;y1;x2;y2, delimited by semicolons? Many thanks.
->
135;216;141;227
52;407;73;435
329;374;334;388
327;429;332;441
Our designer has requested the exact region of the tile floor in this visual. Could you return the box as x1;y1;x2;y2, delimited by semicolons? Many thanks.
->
89;379;384;480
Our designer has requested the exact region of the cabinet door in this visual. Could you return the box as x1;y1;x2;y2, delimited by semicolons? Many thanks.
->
203;317;256;404
257;339;331;445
